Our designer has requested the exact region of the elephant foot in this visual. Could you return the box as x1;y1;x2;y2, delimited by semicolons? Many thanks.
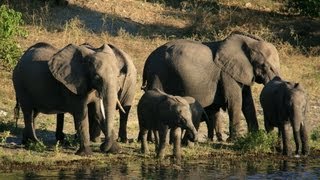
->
282;149;291;156
302;149;309;156
117;137;128;143
187;141;195;147
141;147;149;154
216;134;223;142
90;137;101;143
100;142;120;153
75;147;93;156
226;137;235;143
156;154;165;160
108;142;121;153
55;132;65;142
174;156;182;165
181;139;188;147
22;136;39;146
275;146;282;153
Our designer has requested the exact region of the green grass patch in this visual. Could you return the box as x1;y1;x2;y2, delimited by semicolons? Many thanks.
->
233;130;278;154
0;5;27;70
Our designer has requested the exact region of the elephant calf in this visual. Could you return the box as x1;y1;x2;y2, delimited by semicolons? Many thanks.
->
179;96;209;146
260;76;309;156
137;89;198;162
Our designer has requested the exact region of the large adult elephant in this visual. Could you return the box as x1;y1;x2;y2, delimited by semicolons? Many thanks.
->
13;42;136;155
142;31;280;141
54;43;137;143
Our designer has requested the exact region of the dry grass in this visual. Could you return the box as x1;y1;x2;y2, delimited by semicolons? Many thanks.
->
0;0;319;170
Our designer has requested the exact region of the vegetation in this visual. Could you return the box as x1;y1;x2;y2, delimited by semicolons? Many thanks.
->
0;5;26;70
0;0;319;172
233;130;278;154
286;0;320;17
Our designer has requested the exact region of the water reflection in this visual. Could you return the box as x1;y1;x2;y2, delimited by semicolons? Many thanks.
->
1;159;320;179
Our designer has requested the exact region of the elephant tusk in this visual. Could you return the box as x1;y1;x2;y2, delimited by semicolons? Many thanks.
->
117;99;126;114
100;99;106;120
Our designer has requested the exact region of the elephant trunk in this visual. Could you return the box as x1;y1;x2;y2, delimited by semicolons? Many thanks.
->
99;82;119;153
186;125;198;142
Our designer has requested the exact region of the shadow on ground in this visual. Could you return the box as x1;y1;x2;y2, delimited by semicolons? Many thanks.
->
7;1;320;53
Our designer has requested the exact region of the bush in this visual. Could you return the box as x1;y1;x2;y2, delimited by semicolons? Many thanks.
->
0;5;27;70
233;130;278;154
27;141;47;153
285;0;320;17
311;126;320;141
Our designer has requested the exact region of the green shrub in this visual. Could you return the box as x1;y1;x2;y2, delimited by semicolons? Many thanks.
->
285;0;320;17
0;131;10;144
233;130;278;154
0;5;27;70
27;141;47;153
311;126;320;141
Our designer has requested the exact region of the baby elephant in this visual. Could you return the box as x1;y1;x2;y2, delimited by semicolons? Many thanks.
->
179;96;209;146
260;76;309;156
138;89;198;162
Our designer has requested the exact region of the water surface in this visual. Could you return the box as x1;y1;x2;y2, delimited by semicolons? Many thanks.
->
1;158;320;179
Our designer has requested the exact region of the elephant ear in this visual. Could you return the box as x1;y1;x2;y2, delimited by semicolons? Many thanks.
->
183;96;196;105
214;34;255;86
48;44;91;95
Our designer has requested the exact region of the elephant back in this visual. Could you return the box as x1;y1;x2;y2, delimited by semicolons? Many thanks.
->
19;42;58;63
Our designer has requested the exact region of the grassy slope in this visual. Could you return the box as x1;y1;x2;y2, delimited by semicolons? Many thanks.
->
0;0;319;170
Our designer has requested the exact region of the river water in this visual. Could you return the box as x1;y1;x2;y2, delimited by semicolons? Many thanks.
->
1;158;320;179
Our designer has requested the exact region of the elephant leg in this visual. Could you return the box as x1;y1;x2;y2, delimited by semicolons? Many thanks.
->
242;86;259;132
226;102;242;142
281;122;291;156
147;130;154;143
157;125;168;160
275;128;282;153
169;128;174;145
88;103;101;143
55;113;65;142
182;129;192;146
153;130;159;151
206;107;222;141
172;127;182;164
226;94;242;141
222;74;242;142
118;106;131;143
22;107;39;144
214;110;223;142
74;108;92;156
292;129;301;155
140;128;149;154
300;123;309;155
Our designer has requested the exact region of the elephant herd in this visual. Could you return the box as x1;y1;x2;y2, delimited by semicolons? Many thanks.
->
12;31;309;160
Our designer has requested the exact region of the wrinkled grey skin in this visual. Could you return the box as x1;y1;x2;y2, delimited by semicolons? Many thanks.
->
260;76;309;156
54;104;103;143
142;31;280;141
54;43;137;143
13;42;136;155
179;96;209;146
138;89;198;162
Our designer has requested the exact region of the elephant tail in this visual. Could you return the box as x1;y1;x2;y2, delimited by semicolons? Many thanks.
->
13;99;20;128
141;69;147;91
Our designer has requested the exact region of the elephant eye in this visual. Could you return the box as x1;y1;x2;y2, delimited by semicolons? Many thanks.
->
92;74;102;85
